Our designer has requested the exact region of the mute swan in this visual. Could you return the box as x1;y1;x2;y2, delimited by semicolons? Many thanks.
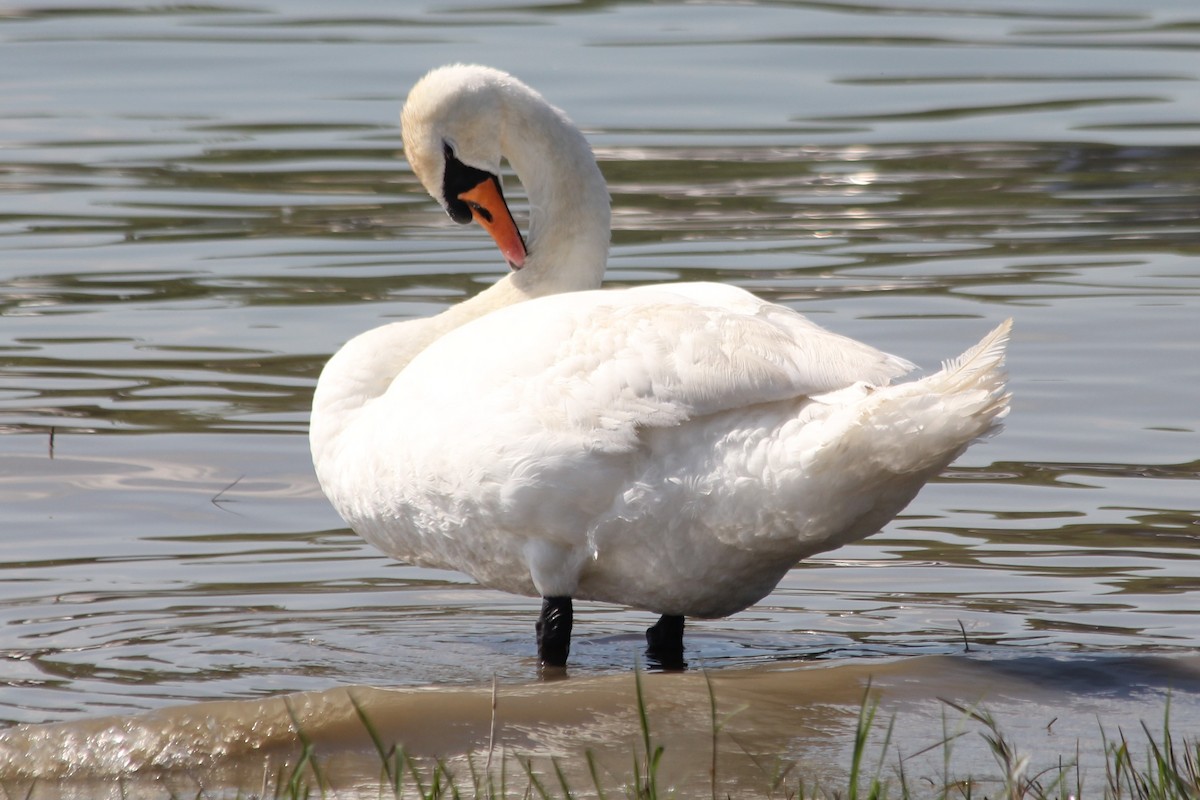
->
309;64;1011;668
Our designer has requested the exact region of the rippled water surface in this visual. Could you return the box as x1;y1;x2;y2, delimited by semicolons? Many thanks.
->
1;0;1199;788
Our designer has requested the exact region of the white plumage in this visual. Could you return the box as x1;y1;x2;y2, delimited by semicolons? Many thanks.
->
309;64;1011;664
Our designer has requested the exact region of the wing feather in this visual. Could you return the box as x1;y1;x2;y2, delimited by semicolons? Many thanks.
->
393;282;914;450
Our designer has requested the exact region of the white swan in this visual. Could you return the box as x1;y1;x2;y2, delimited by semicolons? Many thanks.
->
309;64;1011;668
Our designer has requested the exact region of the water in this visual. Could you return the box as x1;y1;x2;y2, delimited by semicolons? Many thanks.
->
1;0;1199;792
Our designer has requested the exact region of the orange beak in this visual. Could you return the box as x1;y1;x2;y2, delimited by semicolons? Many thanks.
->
457;176;527;270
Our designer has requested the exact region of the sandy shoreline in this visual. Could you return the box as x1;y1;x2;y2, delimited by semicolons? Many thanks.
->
3;652;1199;797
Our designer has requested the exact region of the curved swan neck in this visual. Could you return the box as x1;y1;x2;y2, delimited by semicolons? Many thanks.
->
400;64;611;296
495;82;611;295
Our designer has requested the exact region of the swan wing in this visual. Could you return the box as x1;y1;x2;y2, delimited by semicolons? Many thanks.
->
395;281;915;453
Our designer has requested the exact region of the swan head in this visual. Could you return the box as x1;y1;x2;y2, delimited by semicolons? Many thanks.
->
401;64;528;269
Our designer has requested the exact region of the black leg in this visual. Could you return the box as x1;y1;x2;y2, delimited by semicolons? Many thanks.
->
645;614;686;670
536;596;573;667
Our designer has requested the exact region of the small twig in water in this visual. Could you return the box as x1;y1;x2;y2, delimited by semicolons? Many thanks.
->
211;474;245;513
48;426;56;460
957;619;971;653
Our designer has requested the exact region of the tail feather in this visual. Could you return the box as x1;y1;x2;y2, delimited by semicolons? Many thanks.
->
939;317;1012;390
780;319;1014;555
841;319;1013;477
933;317;1012;424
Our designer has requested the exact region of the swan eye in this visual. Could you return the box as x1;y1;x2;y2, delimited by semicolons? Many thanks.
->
466;201;493;223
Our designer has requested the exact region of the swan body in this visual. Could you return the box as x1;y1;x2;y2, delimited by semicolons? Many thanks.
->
310;65;1011;665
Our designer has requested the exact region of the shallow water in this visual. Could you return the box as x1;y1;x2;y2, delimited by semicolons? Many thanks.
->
4;654;1200;798
1;0;1199;792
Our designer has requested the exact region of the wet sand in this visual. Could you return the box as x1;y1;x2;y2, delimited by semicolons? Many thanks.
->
3;652;1199;798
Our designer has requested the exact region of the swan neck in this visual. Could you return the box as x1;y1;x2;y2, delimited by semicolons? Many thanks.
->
499;89;610;294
